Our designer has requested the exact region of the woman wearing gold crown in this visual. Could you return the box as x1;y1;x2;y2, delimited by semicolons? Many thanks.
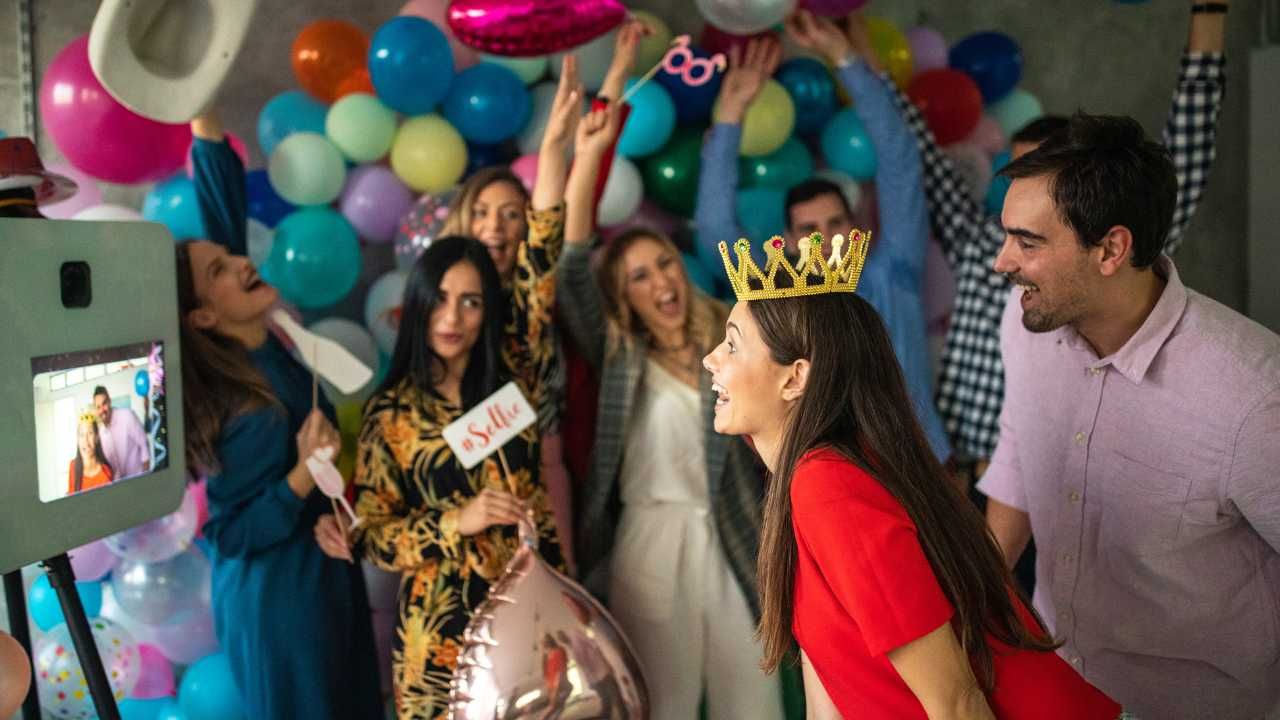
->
68;409;113;495
558;98;784;720
702;233;1126;719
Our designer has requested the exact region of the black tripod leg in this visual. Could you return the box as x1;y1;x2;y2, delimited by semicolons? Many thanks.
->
2;570;40;720
42;554;121;720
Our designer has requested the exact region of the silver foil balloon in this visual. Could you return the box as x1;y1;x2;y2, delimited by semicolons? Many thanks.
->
449;521;649;719
694;0;796;35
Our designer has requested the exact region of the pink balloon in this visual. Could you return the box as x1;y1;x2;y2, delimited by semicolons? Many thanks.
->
185;133;250;177
399;0;480;69
40;36;191;184
131;644;176;699
40;163;104;219
510;153;539;193
799;0;869;17
967;114;1007;156
905;26;949;73
446;0;627;57
189;478;209;539
68;539;119;581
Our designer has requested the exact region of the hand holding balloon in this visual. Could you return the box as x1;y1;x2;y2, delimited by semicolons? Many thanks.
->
713;36;782;124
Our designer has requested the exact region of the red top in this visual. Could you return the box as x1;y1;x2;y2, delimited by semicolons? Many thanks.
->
789;448;1120;719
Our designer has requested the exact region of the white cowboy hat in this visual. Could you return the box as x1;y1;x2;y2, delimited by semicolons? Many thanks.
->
88;0;260;124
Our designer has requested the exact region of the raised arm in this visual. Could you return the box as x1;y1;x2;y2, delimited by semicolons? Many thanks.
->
190;109;248;255
598;19;650;103
695;37;782;277
1162;0;1228;253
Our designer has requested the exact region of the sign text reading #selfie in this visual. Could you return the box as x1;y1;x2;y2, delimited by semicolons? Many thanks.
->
442;382;537;469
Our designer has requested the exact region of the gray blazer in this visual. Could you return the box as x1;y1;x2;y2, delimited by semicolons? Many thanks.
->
557;242;765;619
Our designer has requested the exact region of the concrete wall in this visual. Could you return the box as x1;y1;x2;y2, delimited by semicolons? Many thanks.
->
0;0;1264;312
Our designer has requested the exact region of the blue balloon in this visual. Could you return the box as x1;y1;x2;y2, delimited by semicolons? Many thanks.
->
736;187;787;245
985;150;1013;214
616;79;676;158
245;169;295;228
179;653;245;720
257;91;327;159
443;64;532;144
683;253;717;296
28;575;103;632
465;140;516;177
121;697;179;720
820;108;877;181
949;32;1024;105
143;174;205;241
776;58;836;136
134;369;150;397
369;16;455;115
266;207;362;309
654;45;724;126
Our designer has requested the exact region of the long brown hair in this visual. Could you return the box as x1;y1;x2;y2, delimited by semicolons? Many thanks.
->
597;227;727;359
749;292;1058;688
175;242;277;473
72;416;112;492
441;166;530;240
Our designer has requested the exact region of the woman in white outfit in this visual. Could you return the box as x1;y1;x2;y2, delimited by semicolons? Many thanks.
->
556;104;783;719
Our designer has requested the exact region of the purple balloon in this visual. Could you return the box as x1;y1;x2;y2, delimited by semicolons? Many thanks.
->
799;0;868;17
340;165;416;243
68;540;120;581
906;26;949;73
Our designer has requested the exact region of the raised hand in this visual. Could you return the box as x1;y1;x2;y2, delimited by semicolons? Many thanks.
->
600;19;654;101
541;55;585;156
784;9;854;67
714;36;783;125
574;101;625;160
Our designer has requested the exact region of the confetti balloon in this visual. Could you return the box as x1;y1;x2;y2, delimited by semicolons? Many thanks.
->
394;190;458;269
34;619;140;718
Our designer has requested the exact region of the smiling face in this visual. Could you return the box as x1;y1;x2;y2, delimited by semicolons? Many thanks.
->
786;191;852;256
616;236;689;341
184;240;278;335
469;180;528;280
93;392;112;425
993;175;1097;333
428;260;486;371
77;420;99;464
703;301;797;438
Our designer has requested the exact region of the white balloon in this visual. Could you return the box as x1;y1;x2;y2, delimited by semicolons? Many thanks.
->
308;317;380;403
516;82;559;157
813;168;863;215
598;156;644;227
246;218;274;269
364;269;409;355
550;29;618;93
72;203;143;221
695;0;796;35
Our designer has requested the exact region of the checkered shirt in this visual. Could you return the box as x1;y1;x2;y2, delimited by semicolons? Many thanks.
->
889;52;1226;459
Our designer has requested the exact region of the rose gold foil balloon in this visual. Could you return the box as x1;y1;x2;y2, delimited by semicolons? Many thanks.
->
446;0;627;57
0;630;32;718
449;521;648;719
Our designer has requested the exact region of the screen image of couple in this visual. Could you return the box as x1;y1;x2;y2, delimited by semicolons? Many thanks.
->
31;341;169;502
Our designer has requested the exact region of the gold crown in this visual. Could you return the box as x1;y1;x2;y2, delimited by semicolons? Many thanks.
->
718;230;871;301
78;408;98;425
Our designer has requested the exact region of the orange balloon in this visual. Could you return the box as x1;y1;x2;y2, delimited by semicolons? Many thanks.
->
0;631;32;718
292;20;369;103
335;68;375;100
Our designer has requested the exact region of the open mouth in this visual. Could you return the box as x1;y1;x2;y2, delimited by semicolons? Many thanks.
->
656;290;681;317
711;381;729;410
244;268;266;292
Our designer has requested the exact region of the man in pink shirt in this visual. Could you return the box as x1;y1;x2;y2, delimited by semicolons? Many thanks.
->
979;112;1280;719
93;385;150;480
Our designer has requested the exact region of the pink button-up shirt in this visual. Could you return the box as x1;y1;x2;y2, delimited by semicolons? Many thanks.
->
979;257;1280;719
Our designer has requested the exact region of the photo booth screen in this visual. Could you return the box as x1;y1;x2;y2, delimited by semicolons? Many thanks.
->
31;341;169;503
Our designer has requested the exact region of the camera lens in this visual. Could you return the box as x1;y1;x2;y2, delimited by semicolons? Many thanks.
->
60;261;92;308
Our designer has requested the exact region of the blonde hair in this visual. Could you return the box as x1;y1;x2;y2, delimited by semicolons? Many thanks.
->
597;227;727;359
441;166;530;239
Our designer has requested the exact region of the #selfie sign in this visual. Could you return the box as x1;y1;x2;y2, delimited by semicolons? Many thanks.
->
442;382;536;470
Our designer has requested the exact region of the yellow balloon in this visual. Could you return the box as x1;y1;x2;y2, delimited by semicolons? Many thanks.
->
730;79;795;157
391;114;468;193
335;401;363;480
866;16;913;89
630;10;673;73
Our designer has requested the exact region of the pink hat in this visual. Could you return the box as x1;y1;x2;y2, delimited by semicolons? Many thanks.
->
0;137;78;204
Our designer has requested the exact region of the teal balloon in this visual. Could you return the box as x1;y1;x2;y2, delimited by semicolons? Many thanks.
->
369;16;454;115
143;174;206;240
820;108;877;181
267;132;347;206
617;78;676;158
28;575;102;632
257;90;328;158
736;187;786;245
988;88;1043;138
775;58;836;136
739;136;814;190
683;253;716;296
267;207;362;308
179;654;245;720
985;150;1013;214
326;93;397;163
121;697;179;720
443;64;532;144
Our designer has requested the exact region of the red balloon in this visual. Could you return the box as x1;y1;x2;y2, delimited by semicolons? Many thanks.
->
699;23;776;56
446;0;627;57
907;68;983;146
291;20;369;103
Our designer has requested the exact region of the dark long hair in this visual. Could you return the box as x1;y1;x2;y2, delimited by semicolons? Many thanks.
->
73;418;113;492
175;242;277;473
750;292;1058;688
376;235;508;410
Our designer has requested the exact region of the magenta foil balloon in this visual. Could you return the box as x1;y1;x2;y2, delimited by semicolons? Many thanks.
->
446;0;627;57
799;0;868;16
449;522;648;718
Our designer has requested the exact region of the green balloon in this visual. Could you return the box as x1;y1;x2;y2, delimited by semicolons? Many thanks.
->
640;128;703;218
739;136;814;191
326;93;398;163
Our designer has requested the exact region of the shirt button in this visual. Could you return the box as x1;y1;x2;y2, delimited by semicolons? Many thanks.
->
1088;367;1101;376
1069;491;1081;503
1074;431;1087;445
1063;553;1074;564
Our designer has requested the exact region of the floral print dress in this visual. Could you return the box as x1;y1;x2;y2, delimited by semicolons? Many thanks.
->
353;206;566;720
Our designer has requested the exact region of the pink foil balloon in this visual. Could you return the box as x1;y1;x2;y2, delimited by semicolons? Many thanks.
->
905;26;949;73
449;521;648;718
446;0;628;57
40;163;102;219
401;0;480;69
40;36;191;184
